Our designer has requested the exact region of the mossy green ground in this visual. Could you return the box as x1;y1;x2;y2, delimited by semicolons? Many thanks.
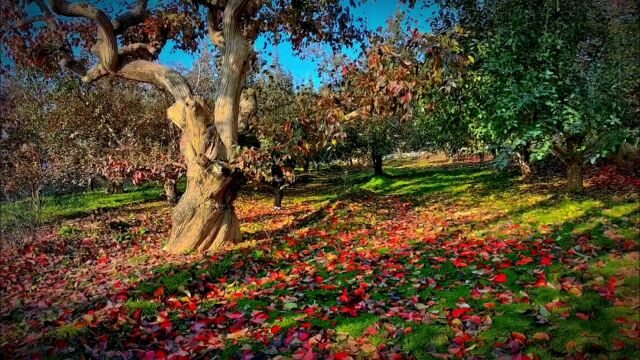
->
1;159;638;359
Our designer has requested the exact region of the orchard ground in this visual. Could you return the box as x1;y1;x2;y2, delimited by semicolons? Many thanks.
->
1;158;639;359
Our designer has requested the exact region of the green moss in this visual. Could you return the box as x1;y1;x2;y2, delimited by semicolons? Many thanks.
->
335;314;380;338
48;324;81;340
402;324;452;359
125;299;159;318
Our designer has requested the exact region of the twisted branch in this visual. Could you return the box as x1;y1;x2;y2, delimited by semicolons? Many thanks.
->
51;0;118;73
113;0;148;34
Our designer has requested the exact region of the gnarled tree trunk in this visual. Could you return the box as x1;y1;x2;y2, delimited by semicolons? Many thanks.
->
168;166;243;253
50;0;256;254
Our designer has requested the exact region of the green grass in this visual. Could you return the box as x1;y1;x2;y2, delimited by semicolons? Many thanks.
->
0;183;167;231
124;299;160;318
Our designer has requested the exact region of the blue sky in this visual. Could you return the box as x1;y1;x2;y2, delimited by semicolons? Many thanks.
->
5;1;435;87
159;0;435;88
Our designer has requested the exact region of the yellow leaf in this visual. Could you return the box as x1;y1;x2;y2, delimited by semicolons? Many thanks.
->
468;55;475;64
533;332;550;341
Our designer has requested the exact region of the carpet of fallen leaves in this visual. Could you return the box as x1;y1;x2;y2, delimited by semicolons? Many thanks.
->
1;164;639;360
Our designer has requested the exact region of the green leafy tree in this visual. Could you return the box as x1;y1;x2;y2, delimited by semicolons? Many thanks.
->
441;0;639;190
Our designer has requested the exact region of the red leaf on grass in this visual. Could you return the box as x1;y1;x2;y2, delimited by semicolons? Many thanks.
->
450;308;472;318
575;312;590;320
494;273;508;283
452;258;468;268
153;287;165;298
540;257;553;266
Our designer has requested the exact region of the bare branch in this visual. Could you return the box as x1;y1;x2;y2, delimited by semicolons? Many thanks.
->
51;0;118;73
113;0;149;35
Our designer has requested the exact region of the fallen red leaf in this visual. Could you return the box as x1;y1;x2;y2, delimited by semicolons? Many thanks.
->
494;273;508;283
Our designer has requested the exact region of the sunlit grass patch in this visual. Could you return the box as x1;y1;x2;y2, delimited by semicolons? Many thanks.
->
520;199;603;225
401;323;452;358
602;202;640;219
335;314;380;338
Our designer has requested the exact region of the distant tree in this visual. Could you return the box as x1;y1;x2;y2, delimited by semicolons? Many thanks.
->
1;69;183;199
332;11;468;174
0;71;53;202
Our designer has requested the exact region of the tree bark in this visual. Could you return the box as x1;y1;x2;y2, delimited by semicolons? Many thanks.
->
212;0;253;160
303;159;310;173
86;176;95;192
515;151;532;178
372;153;384;175
167;167;243;253
566;157;584;192
164;178;178;204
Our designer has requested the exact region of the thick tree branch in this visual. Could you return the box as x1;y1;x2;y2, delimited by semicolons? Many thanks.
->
118;42;158;57
113;0;148;35
207;8;225;48
344;106;371;121
211;0;257;160
51;0;118;73
115;60;192;101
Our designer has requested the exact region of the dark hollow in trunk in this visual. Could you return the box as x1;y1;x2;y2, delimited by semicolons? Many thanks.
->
372;153;384;176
